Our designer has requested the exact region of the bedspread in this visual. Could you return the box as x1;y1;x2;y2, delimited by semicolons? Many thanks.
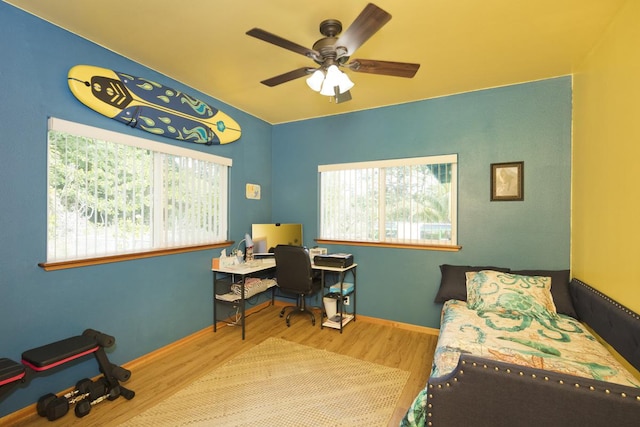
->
401;299;640;426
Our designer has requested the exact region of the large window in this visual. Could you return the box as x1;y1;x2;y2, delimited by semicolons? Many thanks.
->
319;154;457;247
46;118;231;262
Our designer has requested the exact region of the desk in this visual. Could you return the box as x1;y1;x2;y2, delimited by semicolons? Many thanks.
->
212;259;358;338
314;263;357;333
212;259;276;339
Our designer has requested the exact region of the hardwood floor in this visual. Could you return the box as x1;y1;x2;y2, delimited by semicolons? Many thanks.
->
4;304;438;426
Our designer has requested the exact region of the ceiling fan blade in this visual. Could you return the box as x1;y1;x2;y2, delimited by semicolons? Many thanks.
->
335;3;392;56
247;28;319;59
348;59;420;78
260;67;314;87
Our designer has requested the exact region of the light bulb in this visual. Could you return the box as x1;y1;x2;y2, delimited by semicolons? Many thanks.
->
320;65;341;96
337;72;354;94
306;69;324;92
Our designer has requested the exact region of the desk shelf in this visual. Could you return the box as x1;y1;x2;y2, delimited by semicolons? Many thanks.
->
212;260;276;340
317;263;357;334
322;313;354;329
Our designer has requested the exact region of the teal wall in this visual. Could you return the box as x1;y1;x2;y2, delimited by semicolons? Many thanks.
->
0;1;571;417
0;3;272;416
272;77;572;327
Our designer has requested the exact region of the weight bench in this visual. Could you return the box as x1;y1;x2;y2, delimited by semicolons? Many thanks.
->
0;358;26;389
1;329;134;421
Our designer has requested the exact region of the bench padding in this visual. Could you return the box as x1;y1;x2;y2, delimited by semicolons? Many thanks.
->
0;358;25;386
21;335;98;371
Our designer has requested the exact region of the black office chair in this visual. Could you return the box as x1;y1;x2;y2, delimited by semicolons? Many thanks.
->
274;245;322;326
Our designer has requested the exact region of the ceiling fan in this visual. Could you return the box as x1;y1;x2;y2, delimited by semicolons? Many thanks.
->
246;3;420;103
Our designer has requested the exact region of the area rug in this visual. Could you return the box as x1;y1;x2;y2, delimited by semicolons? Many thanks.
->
123;337;410;427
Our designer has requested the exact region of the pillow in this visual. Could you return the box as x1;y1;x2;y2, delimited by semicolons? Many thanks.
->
433;264;510;303
466;270;558;317
510;269;575;318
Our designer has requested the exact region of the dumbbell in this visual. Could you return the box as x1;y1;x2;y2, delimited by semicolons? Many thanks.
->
36;378;95;421
74;385;121;418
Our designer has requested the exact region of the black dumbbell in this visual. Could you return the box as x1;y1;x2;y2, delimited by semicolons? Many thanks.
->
74;386;120;418
36;378;94;421
45;396;69;421
36;393;57;417
75;378;94;395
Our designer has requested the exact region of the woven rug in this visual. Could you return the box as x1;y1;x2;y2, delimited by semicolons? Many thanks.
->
123;337;410;426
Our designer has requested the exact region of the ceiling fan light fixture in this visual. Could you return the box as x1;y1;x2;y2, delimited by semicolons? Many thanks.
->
319;80;336;96
248;3;420;104
306;69;324;92
317;65;354;96
337;71;354;93
324;65;341;87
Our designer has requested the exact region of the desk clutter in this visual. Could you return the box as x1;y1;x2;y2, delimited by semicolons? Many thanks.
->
215;278;277;302
329;282;355;295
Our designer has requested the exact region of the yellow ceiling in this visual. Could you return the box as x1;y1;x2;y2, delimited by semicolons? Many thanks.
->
4;0;626;124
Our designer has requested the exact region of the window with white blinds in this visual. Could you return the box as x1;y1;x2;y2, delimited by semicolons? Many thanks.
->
46;118;231;262
319;155;457;246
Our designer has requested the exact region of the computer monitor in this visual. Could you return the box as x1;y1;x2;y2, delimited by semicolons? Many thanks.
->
251;223;303;254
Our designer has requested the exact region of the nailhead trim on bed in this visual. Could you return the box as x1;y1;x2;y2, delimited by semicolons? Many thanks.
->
572;278;640;320
570;278;640;372
426;358;640;426
451;360;640;400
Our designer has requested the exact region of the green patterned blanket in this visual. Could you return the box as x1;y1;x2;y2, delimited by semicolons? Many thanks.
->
401;286;640;427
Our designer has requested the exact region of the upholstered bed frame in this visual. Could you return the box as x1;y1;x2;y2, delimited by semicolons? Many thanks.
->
425;279;640;427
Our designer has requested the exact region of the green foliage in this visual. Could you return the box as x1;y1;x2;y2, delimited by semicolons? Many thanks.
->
48;131;153;232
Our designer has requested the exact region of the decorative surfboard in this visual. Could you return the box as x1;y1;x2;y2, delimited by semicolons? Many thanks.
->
67;65;241;145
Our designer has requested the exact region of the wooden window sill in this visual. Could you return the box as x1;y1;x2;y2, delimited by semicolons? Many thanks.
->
314;239;461;251
38;242;232;271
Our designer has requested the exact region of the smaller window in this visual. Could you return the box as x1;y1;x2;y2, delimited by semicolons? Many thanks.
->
318;154;457;247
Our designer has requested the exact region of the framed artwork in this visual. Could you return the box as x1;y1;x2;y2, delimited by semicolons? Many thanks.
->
491;161;524;201
245;183;261;200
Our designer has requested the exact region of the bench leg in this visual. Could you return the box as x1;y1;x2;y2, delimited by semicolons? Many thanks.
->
92;347;135;400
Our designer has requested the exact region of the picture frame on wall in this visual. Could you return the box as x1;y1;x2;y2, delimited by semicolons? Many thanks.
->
491;161;524;201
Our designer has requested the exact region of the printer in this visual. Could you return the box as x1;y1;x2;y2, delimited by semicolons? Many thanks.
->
313;253;354;268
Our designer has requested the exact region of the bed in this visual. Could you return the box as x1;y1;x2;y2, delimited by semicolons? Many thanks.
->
401;268;640;427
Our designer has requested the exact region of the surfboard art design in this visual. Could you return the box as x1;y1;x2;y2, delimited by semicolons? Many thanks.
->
68;65;241;145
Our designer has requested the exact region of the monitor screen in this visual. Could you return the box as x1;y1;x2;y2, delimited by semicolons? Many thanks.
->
251;223;303;253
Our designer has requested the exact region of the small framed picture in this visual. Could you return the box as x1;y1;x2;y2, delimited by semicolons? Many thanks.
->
491;161;524;201
245;183;261;200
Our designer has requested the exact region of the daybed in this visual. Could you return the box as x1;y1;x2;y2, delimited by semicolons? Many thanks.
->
401;266;640;427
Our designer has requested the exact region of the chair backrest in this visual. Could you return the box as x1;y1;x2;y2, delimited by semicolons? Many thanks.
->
274;245;315;293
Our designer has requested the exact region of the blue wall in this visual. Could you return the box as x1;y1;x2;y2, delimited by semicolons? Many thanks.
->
0;1;571;417
272;77;572;327
0;3;272;416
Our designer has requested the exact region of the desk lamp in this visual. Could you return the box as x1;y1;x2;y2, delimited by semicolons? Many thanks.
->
233;233;254;262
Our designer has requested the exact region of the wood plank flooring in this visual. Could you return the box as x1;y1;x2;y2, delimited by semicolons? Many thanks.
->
4;304;438;426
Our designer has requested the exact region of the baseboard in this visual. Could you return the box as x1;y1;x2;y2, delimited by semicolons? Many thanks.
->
357;314;440;335
273;299;440;335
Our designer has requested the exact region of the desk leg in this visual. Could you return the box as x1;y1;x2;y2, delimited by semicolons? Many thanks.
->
320;270;327;329
271;285;275;306
241;277;246;340
213;272;218;332
352;268;356;322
